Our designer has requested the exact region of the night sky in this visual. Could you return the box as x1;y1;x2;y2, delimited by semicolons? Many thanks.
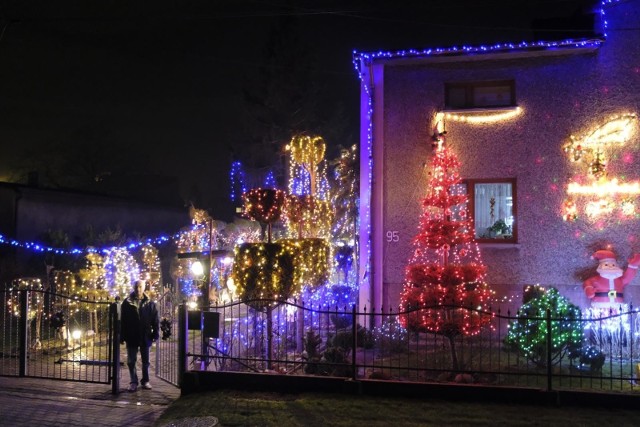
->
0;0;595;221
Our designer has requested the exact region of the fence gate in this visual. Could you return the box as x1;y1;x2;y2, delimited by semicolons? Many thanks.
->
1;287;114;385
155;290;180;387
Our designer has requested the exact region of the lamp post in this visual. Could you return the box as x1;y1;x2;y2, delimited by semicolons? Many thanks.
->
177;215;233;370
178;218;214;310
177;251;209;369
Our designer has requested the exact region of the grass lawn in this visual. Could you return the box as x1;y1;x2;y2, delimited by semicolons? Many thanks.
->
156;389;640;426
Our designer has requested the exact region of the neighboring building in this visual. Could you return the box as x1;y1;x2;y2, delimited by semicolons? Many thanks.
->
354;0;640;312
0;181;189;282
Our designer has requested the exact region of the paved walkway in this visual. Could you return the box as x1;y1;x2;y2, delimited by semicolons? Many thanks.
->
0;375;180;427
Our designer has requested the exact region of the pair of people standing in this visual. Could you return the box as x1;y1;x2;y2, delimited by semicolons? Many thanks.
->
120;279;159;392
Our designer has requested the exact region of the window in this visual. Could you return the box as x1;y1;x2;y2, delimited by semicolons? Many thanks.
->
445;80;516;110
460;179;517;243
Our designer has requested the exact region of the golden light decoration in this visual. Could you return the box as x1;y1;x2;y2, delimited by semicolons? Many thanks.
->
190;205;212;226
621;198;636;217
289;134;326;168
571;114;636;148
175;206;217;253
7;278;42;319
287;134;328;198
284;194;334;239
442;106;522;124
55;270;102;314
330;145;358;243
55;270;79;296
232;239;331;308
280;238;331;290
567;178;640;196
139;244;161;297
562;113;640;221
563;114;637;175
232;242;296;310
561;199;578;222
585;198;616;219
70;285;109;334
77;252;106;291
589;150;607;179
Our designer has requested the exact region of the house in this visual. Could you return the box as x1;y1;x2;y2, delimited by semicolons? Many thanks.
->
353;0;640;312
0;180;189;283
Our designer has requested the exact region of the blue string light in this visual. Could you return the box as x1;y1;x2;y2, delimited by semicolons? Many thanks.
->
230;161;248;203
0;232;178;256
263;170;277;189
289;164;311;196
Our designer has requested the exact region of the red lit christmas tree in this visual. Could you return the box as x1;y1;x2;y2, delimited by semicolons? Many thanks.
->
399;131;493;370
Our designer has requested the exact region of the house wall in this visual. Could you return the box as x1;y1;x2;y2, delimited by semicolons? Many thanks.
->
14;186;187;243
376;1;640;311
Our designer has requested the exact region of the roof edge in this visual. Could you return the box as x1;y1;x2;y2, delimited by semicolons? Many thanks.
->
353;37;604;74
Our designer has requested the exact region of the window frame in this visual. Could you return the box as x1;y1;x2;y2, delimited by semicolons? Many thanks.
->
445;80;516;110
464;178;518;244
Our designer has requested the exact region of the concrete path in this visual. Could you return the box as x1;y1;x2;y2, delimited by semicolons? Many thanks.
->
0;375;180;427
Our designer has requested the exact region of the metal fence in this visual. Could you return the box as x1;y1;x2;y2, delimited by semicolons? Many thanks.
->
1;288;115;385
179;299;640;393
6;286;638;395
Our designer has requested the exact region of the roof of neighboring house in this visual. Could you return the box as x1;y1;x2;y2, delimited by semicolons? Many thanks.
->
0;178;185;210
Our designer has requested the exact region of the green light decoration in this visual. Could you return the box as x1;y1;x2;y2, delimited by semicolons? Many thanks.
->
504;286;583;367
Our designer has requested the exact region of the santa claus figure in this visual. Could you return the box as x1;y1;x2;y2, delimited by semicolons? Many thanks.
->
583;249;640;308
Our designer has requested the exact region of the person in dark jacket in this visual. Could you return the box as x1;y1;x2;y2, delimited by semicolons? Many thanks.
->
120;279;159;392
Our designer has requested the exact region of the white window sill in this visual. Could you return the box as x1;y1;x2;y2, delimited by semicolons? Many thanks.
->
442;106;520;114
478;243;521;249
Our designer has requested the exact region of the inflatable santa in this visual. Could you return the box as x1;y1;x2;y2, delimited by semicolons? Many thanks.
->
583;249;640;308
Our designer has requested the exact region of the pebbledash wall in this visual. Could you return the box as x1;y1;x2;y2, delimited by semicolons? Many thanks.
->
355;0;640;313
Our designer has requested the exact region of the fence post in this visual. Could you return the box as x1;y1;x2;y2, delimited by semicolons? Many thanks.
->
178;302;187;387
18;289;28;377
111;297;120;395
546;308;552;392
351;304;357;381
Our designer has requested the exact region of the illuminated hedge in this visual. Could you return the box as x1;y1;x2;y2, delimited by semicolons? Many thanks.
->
232;238;331;309
232;242;294;310
279;238;331;290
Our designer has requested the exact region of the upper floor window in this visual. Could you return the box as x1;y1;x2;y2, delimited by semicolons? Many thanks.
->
445;80;516;110
458;178;517;243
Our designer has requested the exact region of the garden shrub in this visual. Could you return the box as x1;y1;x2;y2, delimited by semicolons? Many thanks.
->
372;318;409;354
504;287;583;367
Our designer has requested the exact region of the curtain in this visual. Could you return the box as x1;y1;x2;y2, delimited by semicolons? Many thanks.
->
474;183;513;238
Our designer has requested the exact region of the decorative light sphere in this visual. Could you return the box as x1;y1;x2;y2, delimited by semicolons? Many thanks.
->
191;260;204;277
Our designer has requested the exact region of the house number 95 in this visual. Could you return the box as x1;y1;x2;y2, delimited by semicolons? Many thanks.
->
386;231;399;242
